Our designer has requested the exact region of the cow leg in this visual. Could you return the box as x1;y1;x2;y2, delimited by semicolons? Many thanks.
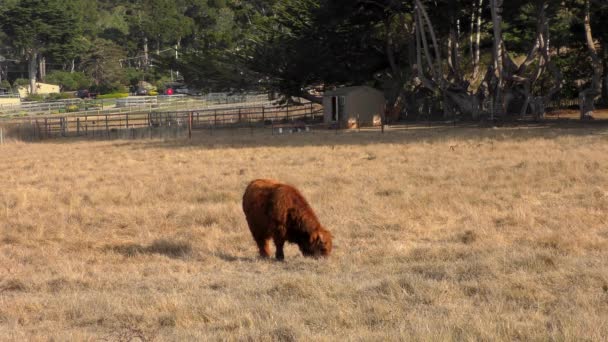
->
256;238;271;258
274;236;285;261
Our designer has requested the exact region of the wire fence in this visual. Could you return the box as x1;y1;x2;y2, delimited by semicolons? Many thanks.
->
0;102;323;141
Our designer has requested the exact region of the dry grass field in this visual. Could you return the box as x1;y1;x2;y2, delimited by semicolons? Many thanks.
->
1;124;608;341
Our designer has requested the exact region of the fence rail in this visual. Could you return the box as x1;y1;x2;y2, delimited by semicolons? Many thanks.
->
548;97;603;110
0;102;323;141
0;93;276;118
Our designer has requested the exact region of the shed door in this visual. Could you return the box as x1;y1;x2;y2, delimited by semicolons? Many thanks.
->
331;96;345;121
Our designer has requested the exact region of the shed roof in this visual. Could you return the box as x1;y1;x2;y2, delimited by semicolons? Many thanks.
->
324;86;382;97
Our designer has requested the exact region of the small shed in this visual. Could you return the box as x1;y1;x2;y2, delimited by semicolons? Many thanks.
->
323;86;385;127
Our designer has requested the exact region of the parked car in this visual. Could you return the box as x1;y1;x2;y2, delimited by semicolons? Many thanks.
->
75;89;97;99
136;88;149;96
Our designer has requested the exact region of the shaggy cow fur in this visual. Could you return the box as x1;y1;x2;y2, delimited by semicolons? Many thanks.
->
242;179;333;260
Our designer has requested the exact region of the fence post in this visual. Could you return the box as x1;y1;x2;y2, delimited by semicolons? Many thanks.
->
262;106;265;122
214;110;218;126
309;102;313;121
105;115;109;138
77;118;80;136
126;112;129;128
44;118;48;139
249;115;253;135
188;111;192;140
0;127;3;145
286;105;289;120
238;108;242;123
35;120;40;139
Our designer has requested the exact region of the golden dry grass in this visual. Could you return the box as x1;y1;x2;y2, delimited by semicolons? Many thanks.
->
1;125;608;341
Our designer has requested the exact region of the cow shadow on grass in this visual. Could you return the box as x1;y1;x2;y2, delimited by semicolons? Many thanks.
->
107;239;193;259
107;240;260;263
215;252;260;263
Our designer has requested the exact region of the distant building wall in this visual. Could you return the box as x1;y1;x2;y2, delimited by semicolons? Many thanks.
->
0;97;20;107
18;83;61;97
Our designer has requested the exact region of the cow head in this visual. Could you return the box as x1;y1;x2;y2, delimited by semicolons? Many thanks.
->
301;228;332;258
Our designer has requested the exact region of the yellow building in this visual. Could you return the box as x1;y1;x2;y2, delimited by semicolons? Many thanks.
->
17;82;61;98
0;95;20;107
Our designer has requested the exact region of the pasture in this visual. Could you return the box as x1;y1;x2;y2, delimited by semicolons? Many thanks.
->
1;125;608;340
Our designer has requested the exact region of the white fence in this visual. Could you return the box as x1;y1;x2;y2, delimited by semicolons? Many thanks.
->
116;96;159;107
0;93;276;119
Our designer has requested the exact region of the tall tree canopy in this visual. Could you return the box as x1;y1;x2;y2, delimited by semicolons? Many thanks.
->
0;0;79;93
1;0;608;120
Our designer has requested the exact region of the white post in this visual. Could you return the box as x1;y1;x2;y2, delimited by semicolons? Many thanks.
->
0;127;3;145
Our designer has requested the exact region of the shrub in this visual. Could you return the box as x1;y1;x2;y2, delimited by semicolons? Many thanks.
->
13;78;30;87
66;104;80;112
24;94;45;102
148;90;158;96
97;93;129;99
46;93;75;100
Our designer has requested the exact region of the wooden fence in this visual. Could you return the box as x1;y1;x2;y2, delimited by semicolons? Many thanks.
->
0;102;323;141
548;97;603;110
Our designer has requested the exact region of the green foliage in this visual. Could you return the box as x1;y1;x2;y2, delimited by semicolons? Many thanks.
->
24;94;45;102
124;68;145;87
13;79;30;87
1;0;607;107
46;71;92;91
46;92;75;100
0;0;80;91
96;92;128;99
1;80;12;89
82;38;127;89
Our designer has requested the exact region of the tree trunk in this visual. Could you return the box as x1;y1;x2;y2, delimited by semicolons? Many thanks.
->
470;3;475;65
602;45;608;105
28;50;38;95
71;59;75;73
490;0;505;118
473;0;483;80
143;36;149;67
580;0;601;120
455;19;462;81
39;56;46;82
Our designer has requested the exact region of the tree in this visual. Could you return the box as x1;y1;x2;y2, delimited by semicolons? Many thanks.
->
81;38;127;91
0;0;79;93
579;0;600;119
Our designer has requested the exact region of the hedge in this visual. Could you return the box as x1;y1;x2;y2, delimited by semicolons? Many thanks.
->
96;93;129;99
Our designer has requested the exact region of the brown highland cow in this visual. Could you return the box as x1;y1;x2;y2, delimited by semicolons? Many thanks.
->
242;179;333;260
